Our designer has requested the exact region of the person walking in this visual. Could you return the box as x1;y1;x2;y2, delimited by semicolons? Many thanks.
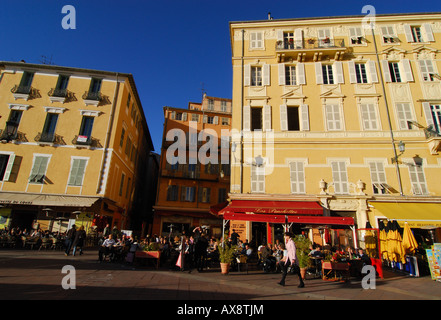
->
278;232;304;288
64;225;76;256
72;226;86;256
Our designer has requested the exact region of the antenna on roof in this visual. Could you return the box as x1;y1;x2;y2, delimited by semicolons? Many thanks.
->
40;55;55;65
268;12;273;20
201;82;207;99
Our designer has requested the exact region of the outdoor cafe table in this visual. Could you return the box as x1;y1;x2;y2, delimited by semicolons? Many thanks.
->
135;250;161;269
322;261;350;281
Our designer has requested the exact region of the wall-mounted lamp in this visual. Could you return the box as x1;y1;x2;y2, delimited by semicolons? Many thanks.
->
391;141;405;163
1;121;18;143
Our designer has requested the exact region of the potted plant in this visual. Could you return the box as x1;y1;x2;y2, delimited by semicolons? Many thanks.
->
218;240;236;274
293;235;312;280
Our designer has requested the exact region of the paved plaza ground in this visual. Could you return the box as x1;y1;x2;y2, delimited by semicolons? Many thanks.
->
0;247;440;303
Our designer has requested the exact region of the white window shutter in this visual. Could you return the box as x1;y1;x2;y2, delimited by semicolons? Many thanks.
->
3;154;16;181
348;61;357;84
367;61;379;83
422;23;435;42
278;63;286;85
243;105;251;131
213;116;218;125
401;59;414;82
296;63;306;85
244;64;251;86
333;61;344;84
300;104;310;131
203;115;208;123
315;62;323;84
263;64;271;86
381;60;392;83
294;28;303;48
277;30;284;42
422;102;434;127
404;24;414;42
263;105;271;131
182;112;187;121
280;104;288;131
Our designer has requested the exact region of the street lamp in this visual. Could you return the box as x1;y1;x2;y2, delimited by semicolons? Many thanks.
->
1;121;18;143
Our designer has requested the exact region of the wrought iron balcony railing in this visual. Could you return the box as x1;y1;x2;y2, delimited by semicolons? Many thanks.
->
48;88;68;98
82;91;102;101
276;38;346;51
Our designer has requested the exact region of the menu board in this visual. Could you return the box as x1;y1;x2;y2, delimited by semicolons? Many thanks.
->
426;243;441;281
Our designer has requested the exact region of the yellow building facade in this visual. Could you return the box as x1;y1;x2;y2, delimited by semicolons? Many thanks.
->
228;13;441;245
0;61;155;235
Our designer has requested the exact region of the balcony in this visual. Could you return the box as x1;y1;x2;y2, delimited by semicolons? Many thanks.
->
82;91;102;106
275;38;347;62
34;132;66;146
11;85;38;101
72;135;103;149
48;88;68;103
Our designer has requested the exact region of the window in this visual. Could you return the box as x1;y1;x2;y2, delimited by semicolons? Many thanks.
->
369;162;387;194
198;187;211;203
29;156;49;184
181;186;196;202
78;116;94;143
411;26;423;42
207;99;214;111
429;104;441;134
418;60;437;82
205;163;218;175
349;27;364;45
283;31;295;49
89;78;102;94
119;127;125;148
17;72;34;93
289;162;305;194
325;104;342;131
287;107;300;131
207;116;214;124
388;62;402;82
221;117;229;125
251;166;265;193
250;32;263;49
125;136;132;156
119;173;125;197
41;113;59;142
396;103;414;130
5;110;23;140
251;107;262;131
285;65;297;85
318;29;332;47
191;114;199;122
166;185;179;201
175;112;183;121
0;155;10;181
322;65;334;84
381;26;398;43
251;66;262;86
221;101;227;112
68;159;87;186
360;104;379;130
126;93;131;108
355;63;368;83
218;188;227;203
331;161;348;194
382;60;413;83
409;164;428;195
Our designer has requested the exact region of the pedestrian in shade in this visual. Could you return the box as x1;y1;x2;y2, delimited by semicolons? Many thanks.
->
64;225;76;256
72;225;86;256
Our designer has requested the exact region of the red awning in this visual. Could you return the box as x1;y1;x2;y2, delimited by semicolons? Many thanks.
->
223;212;286;224
287;215;354;226
219;200;323;215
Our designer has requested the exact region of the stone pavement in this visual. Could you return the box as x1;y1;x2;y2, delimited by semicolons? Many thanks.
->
0;248;440;301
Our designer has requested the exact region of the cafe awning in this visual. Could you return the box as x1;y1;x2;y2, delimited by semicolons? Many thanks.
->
219;200;323;215
0;191;100;207
370;201;441;228
219;200;353;226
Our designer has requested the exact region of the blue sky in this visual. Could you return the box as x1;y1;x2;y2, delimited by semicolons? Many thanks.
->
1;0;440;151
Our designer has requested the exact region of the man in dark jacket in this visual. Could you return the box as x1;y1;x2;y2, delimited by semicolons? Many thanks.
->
64;225;76;256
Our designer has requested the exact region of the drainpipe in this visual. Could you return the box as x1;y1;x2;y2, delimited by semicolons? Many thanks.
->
371;26;404;196
240;29;245;194
96;72;120;194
